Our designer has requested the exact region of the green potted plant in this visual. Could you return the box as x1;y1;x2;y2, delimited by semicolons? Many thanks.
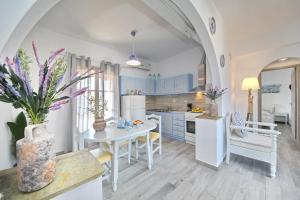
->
0;42;94;192
7;112;27;162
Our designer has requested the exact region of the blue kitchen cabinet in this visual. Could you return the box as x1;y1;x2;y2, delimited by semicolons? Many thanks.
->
120;76;146;95
145;79;155;95
160;112;173;136
172;112;185;141
156;77;174;95
135;77;146;94
155;79;164;95
163;78;175;94
174;74;193;94
156;74;192;95
146;111;185;141
121;73;193;95
120;76;135;95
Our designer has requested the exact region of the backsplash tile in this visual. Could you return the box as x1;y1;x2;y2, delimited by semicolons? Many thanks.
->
146;93;207;111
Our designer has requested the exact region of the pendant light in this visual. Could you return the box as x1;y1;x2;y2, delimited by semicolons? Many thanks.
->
126;30;141;66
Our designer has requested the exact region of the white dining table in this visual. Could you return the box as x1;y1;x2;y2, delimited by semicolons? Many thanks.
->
83;120;157;192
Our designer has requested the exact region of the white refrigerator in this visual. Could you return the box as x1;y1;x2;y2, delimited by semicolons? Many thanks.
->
121;95;146;121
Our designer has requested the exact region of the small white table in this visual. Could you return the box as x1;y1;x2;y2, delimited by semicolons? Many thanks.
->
83;120;157;192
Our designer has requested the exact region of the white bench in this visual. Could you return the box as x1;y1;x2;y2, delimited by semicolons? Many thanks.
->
225;113;281;178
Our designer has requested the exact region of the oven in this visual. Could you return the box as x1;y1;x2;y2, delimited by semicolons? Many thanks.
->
185;112;199;145
186;120;195;134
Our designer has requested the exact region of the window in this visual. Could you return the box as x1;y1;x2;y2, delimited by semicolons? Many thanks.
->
77;62;120;133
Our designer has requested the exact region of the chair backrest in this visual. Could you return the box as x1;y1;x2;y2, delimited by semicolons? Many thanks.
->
106;117;116;125
146;114;162;134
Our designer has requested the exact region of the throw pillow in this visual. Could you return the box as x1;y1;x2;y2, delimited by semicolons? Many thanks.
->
231;112;247;137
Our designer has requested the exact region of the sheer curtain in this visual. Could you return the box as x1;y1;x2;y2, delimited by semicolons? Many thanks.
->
68;54;91;151
100;61;120;120
68;55;120;151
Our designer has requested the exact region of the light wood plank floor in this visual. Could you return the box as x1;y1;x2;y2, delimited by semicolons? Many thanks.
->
103;125;300;200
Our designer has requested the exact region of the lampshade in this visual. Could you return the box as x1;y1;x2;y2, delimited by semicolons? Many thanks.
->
126;54;141;66
126;30;141;66
241;77;260;90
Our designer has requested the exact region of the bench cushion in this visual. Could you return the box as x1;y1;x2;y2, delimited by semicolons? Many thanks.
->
230;133;272;152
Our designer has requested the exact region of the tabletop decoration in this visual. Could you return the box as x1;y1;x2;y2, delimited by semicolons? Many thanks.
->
0;42;94;192
88;96;107;132
203;84;227;117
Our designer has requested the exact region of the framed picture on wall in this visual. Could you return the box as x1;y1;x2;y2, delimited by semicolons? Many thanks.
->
261;84;282;93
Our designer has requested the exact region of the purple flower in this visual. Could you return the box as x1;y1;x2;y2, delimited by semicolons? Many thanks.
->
49;99;69;111
42;68;53;97
48;48;65;64
22;72;33;95
0;72;5;79
71;87;88;98
32;41;41;67
33;41;46;88
14;57;22;77
49;104;61;111
7;85;20;98
5;57;14;69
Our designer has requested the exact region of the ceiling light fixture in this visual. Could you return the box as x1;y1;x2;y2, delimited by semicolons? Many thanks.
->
126;30;141;66
279;57;288;62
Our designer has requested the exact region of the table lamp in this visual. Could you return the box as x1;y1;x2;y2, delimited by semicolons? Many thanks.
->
242;77;260;121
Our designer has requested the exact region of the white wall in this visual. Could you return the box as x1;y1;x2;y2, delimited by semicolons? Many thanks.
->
173;0;231;115
232;42;300;120
261;68;292;121
0;0;36;53
151;47;211;87
0;26;150;170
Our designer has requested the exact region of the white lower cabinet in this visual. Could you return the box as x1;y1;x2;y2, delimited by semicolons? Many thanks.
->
195;117;225;168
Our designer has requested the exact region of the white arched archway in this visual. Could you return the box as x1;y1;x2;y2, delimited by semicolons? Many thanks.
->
234;42;300;122
2;0;231;114
0;0;230;169
1;0;226;88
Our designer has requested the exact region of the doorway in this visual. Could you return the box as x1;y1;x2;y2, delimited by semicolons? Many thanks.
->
258;65;300;140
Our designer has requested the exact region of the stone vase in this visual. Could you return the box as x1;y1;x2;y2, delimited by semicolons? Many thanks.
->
93;117;106;132
208;101;218;117
16;123;56;192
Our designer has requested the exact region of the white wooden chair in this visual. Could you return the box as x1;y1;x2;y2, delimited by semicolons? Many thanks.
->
135;114;162;164
225;113;281;178
105;117;132;164
90;143;112;181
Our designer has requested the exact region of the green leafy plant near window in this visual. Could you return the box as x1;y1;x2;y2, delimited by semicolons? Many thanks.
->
7;112;27;157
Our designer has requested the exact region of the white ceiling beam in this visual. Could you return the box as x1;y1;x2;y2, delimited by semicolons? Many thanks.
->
142;0;202;45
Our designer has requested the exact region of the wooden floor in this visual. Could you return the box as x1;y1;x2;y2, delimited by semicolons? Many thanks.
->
103;125;300;200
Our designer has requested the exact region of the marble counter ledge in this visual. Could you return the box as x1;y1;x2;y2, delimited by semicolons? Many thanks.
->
0;150;104;200
195;115;223;120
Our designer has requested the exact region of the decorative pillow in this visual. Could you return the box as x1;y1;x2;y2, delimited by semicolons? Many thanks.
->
231;112;247;138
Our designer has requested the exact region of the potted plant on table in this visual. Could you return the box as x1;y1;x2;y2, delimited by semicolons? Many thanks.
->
88;96;108;132
0;42;93;192
203;84;227;117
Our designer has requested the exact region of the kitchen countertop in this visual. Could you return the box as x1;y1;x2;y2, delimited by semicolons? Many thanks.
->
195;115;223;120
0;150;104;200
147;109;191;113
